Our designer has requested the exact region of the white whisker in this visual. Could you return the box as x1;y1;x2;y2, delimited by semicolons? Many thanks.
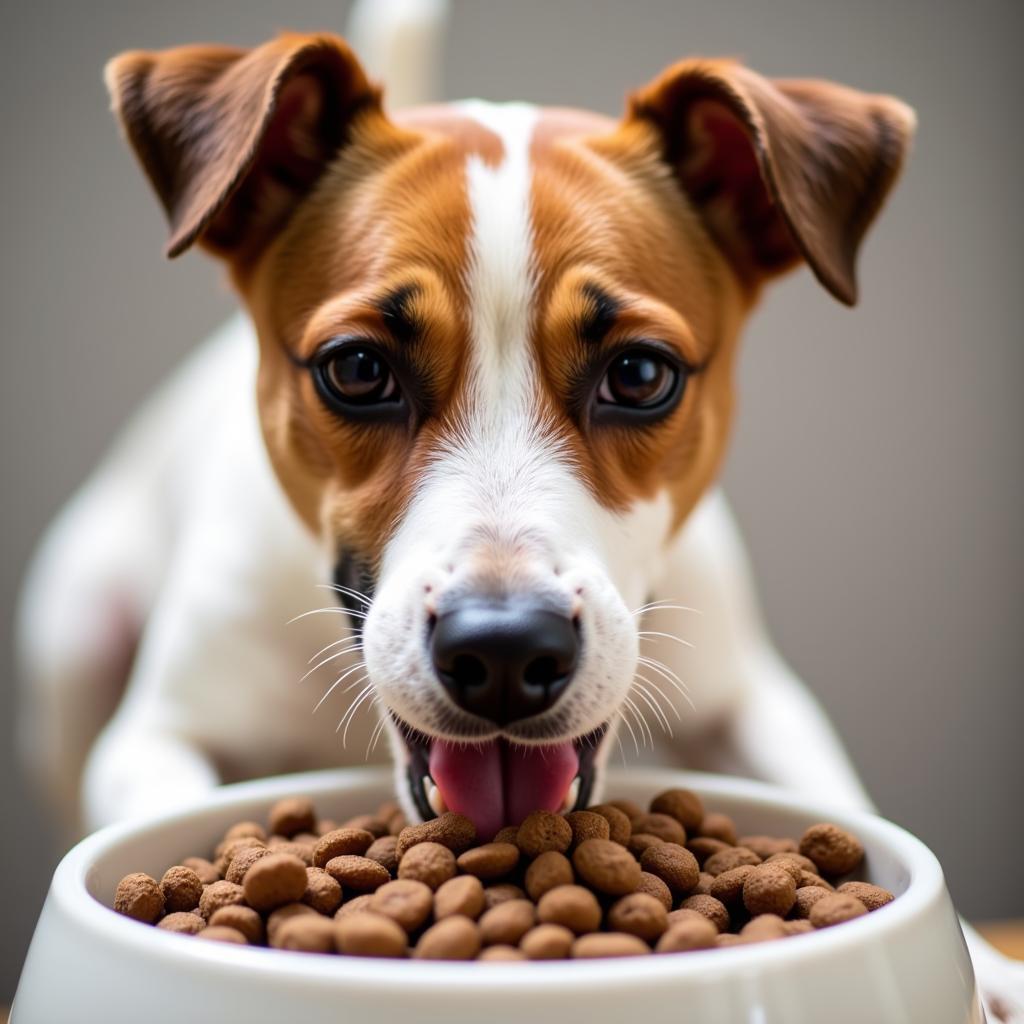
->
634;672;683;722
288;606;368;625
637;630;693;649
307;630;364;663
300;643;363;683
632;682;673;739
313;662;366;714
317;583;374;608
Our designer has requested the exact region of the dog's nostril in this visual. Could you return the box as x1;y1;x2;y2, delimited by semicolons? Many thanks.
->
523;655;560;687
451;653;488;688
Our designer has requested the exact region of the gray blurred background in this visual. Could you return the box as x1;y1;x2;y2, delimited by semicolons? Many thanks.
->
2;0;1021;1000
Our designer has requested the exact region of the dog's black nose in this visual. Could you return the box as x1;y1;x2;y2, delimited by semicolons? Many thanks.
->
430;600;579;725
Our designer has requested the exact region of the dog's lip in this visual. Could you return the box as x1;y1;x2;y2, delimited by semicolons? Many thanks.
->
397;718;609;830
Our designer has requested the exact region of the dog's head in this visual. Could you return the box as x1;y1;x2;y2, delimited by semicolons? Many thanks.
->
107;34;913;837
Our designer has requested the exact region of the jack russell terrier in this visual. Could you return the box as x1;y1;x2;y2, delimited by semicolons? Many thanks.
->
15;0;1022;1014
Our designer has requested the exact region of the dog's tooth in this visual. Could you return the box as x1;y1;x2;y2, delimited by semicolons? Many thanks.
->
561;775;582;813
426;780;447;815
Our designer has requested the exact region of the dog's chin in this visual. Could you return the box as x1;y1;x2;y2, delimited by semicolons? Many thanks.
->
394;718;609;841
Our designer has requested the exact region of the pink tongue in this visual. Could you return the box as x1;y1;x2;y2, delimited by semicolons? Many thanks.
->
428;739;579;841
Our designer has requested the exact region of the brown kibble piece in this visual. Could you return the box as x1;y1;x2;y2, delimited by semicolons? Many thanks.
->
479;945;527;961
370;879;434;932
435;875;486;920
698;812;738;846
524;850;574;902
607;892;668;942
114;872;165;923
837;881;894;911
627;833;665;858
793;885;832;919
740;835;798;860
708;865;756;909
574;839;642;895
640;843;699;898
716;933;744;948
225;845;271;885
365;835;400;875
650;789;704;832
242;853;308;912
198;880;245;921
704;846;762;876
326;855;391;892
276;915;336;953
479;899;536;946
268;797;316;838
635;871;673;911
214;835;265;867
209;905;264;945
302;867;343;915
181;857;220;885
799;871;834;891
414;916;482;960
267;902;317;945
767;852;817;876
396;813;476;856
783;919;815;936
564;811;610;848
342;814;389;838
160;866;203;913
588;804;632;845
334;895;374;920
741;914;788;943
536;885;602;935
520;923;575;960
457;842;520;880
197;925;247;944
387;812;408;836
655;916;718;952
335;912;408;957
809;893;868;928
224;821;267;843
693;872;714;895
397;841;456;890
799;824;864;877
679;894;730;933
760;854;808;885
483;883;526;910
572;932;649;958
157;912;205;935
493;826;520;845
516;811;573;857
630;813;687;846
313;828;375;867
269;841;313;867
742;865;797;918
687;837;731;865
607;799;643;819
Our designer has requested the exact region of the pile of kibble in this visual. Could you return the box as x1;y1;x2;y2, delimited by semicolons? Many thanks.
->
111;789;893;960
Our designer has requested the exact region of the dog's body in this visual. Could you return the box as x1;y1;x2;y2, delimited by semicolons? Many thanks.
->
14;0;1022;1013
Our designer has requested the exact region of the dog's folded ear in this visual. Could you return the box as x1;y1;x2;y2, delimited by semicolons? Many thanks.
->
622;59;916;305
105;34;392;264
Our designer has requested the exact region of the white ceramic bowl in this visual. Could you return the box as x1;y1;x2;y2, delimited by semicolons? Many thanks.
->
13;767;983;1024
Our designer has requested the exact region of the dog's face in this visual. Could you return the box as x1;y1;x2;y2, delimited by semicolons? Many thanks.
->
107;34;912;837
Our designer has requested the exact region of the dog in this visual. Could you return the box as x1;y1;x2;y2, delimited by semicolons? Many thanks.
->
15;0;1022;1014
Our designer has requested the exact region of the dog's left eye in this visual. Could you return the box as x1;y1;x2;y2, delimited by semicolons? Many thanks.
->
597;348;682;411
312;341;402;415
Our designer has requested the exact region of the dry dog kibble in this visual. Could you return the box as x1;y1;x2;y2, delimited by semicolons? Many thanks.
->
414;916;482;960
837;881;894;911
457;842;520;880
655;916;718;953
799;824;864;877
520;923;575;960
370;879;433;932
516;811;573;857
479;899;536;946
809;893;869;929
114;873;165;924
335;912;408;957
397;841;456;890
313;828;375;867
524;850;574;902
606;893;668;942
650;789;704;833
209;905;265;945
434;875;486;920
110;789;891;961
160;866;203;913
573;839;642;895
242;853;308;912
268;797;316;839
536;885;602;935
640;843;700;898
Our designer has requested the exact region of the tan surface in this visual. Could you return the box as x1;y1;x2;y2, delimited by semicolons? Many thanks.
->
979;921;1024;962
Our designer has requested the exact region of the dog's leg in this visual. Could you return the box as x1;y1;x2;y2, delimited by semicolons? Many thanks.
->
648;489;1022;1018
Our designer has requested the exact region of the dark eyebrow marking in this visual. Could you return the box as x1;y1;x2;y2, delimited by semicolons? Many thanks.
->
579;283;620;344
377;283;421;345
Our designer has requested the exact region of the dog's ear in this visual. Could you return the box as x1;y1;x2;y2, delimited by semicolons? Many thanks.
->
620;59;915;305
105;33;391;263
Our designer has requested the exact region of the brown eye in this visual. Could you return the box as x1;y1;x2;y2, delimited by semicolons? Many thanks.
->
313;342;402;416
598;349;679;409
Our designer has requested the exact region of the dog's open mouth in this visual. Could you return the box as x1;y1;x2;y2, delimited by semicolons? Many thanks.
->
399;722;609;840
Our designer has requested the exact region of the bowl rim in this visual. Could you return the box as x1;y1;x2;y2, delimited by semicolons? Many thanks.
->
51;766;948;996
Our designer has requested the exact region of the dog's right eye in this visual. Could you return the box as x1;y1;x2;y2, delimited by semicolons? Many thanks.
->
312;340;405;419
